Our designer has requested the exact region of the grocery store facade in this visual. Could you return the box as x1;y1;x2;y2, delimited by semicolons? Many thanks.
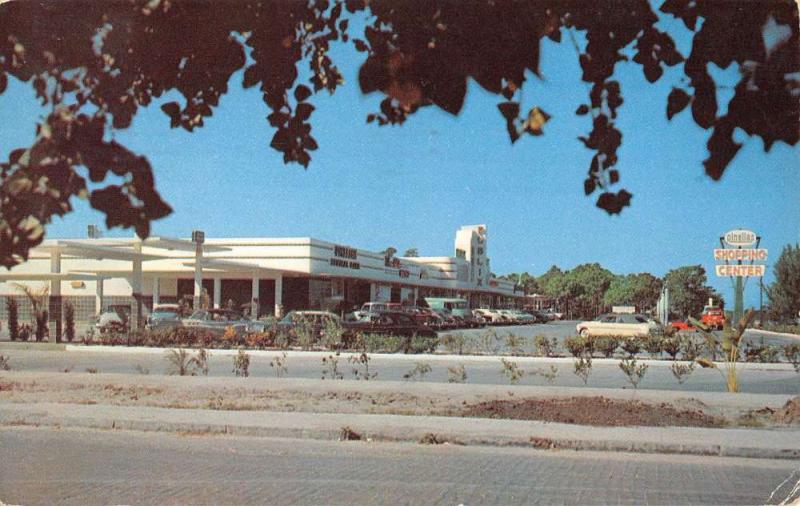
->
0;225;523;334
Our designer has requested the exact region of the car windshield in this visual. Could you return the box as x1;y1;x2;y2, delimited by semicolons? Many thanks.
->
150;311;178;319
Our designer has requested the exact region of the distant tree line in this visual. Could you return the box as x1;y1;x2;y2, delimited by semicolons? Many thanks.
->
499;263;723;320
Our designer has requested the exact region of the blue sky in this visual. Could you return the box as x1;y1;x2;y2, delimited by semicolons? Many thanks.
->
0;14;797;307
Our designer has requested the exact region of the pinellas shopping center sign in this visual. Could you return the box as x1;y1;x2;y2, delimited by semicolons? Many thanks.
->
714;229;767;277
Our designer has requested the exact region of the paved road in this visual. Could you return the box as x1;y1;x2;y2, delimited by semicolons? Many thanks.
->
1;427;797;505
2;346;798;394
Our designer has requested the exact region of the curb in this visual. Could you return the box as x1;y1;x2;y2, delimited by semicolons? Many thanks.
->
1;403;797;460
56;344;800;371
0;342;67;351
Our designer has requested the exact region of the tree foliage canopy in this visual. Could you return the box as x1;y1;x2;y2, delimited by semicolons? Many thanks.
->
663;264;719;319
1;0;797;268
767;244;800;322
603;272;662;310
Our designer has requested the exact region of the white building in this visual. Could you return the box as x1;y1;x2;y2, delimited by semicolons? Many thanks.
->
0;225;523;335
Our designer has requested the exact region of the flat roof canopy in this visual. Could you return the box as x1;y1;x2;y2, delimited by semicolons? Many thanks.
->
0;272;103;281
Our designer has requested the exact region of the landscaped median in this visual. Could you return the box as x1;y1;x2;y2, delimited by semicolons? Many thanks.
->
1;371;798;459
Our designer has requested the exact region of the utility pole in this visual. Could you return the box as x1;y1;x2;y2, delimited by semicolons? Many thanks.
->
759;276;764;327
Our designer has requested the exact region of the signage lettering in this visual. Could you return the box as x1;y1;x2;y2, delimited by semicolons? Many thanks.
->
715;264;765;277
330;258;360;270
334;245;357;259
723;229;757;247
713;248;768;261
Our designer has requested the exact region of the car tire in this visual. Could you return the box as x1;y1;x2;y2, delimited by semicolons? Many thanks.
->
579;328;590;338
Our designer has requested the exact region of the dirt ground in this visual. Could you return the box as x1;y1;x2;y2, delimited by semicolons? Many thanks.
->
456;396;727;427
1;374;796;429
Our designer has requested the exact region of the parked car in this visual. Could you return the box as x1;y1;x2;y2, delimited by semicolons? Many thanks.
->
543;309;564;320
94;305;130;333
349;311;438;339
474;308;504;324
508;310;536;324
145;303;182;332
181;309;251;337
576;313;660;338
669;320;697;332
497;309;522;324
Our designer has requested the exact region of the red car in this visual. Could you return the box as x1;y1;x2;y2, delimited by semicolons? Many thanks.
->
669;320;696;332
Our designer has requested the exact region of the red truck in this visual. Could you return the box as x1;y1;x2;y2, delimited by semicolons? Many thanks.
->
701;305;725;330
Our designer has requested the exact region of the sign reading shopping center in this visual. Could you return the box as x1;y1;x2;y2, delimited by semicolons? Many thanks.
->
714;228;767;277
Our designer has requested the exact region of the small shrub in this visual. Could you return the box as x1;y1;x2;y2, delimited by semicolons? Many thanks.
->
564;335;588;357
662;337;681;360
295;317;316;350
34;309;48;342
593;335;620;358
642;334;663;358
505;333;527;355
192;348;211;376
534;364;559;384
363;333;402;353
63;301;76;343
166;348;194;376
499;358;525;384
321;317;344;350
475;328;499;354
620;336;643;357
784;344;800;373
618;357;648;389
6;298;19;341
339;426;361;441
349;351;377;380
670;362;694;385
534;334;557;357
321;353;343;380
232;348;250;377
274;330;290;350
440;333;466;355
269;352;289;378
62;364;74;373
409;334;438;354
573;356;592;385
85;367;99;374
0;354;9;371
447;363;467;383
403;362;432;381
681;335;701;361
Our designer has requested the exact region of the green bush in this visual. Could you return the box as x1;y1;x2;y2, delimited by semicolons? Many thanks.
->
440;333;466;355
620;336;643;357
593;335;620;358
534;334;557;357
642;334;663;358
409;335;438;354
661;336;681;360
362;333;403;353
783;344;800;372
564;335;589;357
232;348;250;377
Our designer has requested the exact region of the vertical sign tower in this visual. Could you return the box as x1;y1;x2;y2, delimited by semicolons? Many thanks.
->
714;229;767;325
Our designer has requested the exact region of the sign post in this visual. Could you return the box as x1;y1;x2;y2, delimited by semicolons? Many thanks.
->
714;229;766;326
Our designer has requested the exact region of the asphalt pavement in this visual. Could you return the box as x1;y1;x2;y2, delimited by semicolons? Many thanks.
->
1;426;798;505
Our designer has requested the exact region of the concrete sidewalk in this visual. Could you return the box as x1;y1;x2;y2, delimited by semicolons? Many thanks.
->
1;400;798;460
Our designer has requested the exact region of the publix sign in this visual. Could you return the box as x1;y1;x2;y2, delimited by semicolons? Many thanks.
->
714;229;767;277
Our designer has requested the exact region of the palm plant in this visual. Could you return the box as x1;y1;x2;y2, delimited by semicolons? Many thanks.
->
13;283;49;341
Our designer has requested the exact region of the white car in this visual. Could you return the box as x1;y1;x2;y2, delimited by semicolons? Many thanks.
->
473;309;504;324
576;313;659;338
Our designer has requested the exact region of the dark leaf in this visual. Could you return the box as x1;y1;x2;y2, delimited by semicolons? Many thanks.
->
160;102;180;120
703;119;742;180
584;178;596;195
576;104;590;116
596;190;633;215
294;84;312;102
354;39;369;52
0;73;6;94
497;102;520;122
609;170;619;184
295;102;315;121
666;88;691;120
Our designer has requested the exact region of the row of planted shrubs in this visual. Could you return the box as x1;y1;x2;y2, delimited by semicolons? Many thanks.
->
82;326;439;355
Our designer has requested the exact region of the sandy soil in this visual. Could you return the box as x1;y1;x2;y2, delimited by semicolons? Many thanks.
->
1;374;796;428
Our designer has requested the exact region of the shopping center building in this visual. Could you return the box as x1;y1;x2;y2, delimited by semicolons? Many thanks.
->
0;225;523;334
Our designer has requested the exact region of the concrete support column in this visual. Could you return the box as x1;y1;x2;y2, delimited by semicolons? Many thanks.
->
132;248;143;331
251;275;260;318
213;278;221;309
274;275;283;317
369;283;377;301
49;251;62;341
152;277;160;306
95;277;104;316
193;241;203;311
412;287;419;306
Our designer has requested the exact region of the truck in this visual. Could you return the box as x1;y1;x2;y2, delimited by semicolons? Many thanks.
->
700;300;725;330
